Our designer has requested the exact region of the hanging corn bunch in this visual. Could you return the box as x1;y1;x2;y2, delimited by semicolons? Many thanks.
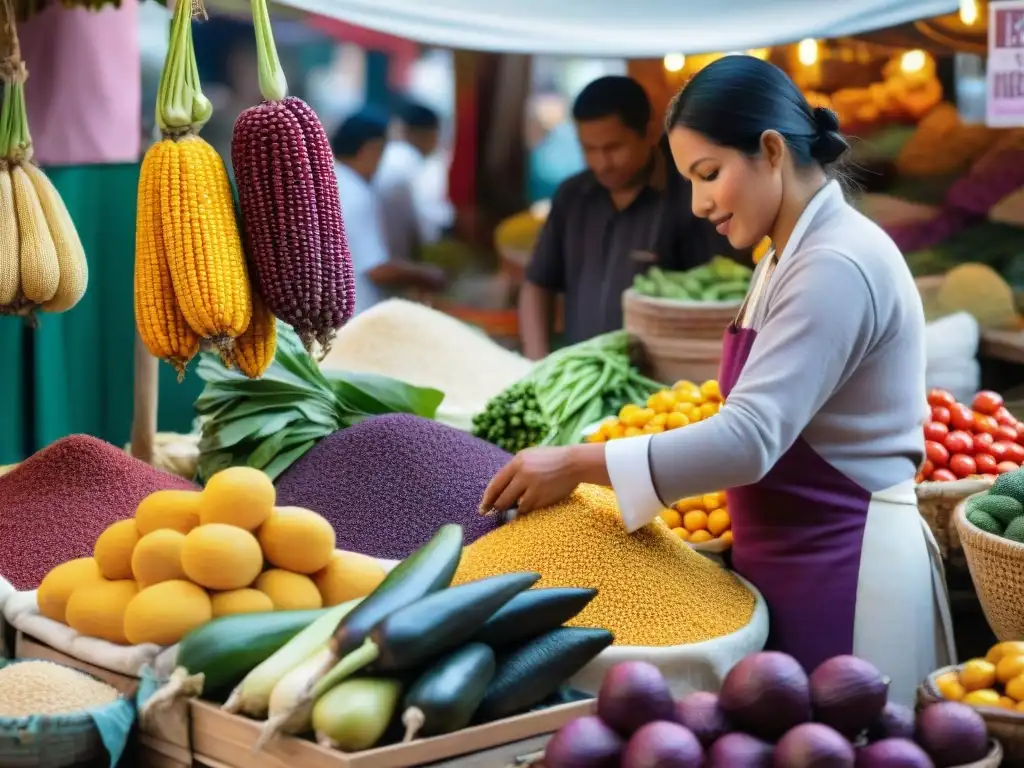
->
0;1;88;320
231;0;354;359
134;0;253;379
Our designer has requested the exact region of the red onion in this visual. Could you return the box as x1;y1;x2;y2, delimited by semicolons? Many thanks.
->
773;723;855;768
621;721;704;768
719;651;811;740
856;738;935;767
809;656;889;739
707;731;773;767
866;702;916;742
673;691;731;747
597;661;675;736
544;715;623;768
914;702;989;768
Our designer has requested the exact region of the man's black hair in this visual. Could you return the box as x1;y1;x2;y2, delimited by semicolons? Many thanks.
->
400;99;440;131
331;108;390;158
571;75;651;136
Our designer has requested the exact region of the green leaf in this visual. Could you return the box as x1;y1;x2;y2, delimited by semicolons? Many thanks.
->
248;428;294;470
262;439;318;480
326;369;443;418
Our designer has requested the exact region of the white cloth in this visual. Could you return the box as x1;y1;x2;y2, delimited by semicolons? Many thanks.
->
374;141;450;261
853;480;956;706
335;160;390;314
268;0;960;56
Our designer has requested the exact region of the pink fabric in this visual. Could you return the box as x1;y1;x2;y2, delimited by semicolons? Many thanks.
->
19;2;140;167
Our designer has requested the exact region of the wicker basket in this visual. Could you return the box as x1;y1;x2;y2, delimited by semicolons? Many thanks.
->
917;479;995;560
623;288;738;342
919;665;1016;766
954;496;1024;641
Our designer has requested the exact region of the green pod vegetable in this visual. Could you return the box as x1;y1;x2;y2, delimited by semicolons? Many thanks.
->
474;627;613;723
470;588;598;648
313;677;403;752
370;572;540;672
401;643;496;740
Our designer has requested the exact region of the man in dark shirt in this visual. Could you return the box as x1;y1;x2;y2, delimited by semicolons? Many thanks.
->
519;75;729;359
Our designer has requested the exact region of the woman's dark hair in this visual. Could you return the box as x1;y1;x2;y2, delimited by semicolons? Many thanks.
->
665;55;849;167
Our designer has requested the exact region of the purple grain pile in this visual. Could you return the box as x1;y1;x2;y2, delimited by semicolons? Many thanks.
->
275;413;510;558
0;435;198;590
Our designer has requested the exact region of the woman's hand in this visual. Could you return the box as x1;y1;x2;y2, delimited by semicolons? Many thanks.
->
481;443;611;515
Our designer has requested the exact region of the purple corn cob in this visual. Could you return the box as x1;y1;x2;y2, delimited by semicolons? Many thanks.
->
232;96;354;356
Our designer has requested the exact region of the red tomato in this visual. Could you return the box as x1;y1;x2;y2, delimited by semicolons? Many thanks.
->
931;468;958;482
972;390;1004;415
928;389;957;409
950;404;976;431
974;413;1000;436
931;406;951;425
997;461;1020;474
920;459;935;477
923;422;949;442
949;454;978;478
1008;443;1024;465
991;442;1015;462
944;430;974;455
994;406;1016;427
975;453;999;474
996;425;1019;443
925;440;950;468
975;432;995;449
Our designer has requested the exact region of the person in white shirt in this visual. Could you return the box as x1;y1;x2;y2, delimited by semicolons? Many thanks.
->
374;99;452;262
332;110;445;314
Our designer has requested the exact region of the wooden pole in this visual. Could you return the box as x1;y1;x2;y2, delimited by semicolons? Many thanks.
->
130;330;158;465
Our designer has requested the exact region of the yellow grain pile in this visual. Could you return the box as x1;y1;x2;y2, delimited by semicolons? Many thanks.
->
319;299;534;415
0;661;119;716
453;484;756;647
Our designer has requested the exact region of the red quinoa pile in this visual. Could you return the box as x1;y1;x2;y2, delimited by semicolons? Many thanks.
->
0;435;197;590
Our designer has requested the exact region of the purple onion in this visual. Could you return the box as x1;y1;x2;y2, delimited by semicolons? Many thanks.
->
856;738;935;767
544;715;623;768
810;655;889;739
773;723;855;768
866;702;916;742
914;702;989;768
673;691;732;747
707;731;773;767
621;721;704;768
597;662;675;737
719;651;812;741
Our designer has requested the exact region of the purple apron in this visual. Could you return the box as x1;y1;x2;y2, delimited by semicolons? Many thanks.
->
719;324;873;673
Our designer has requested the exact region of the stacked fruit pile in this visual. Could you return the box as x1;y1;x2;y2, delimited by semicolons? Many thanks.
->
586;378;723;441
660;492;732;548
35;467;386;647
147;525;610;754
546;654;992;767
933;640;1024;711
919;388;1024;482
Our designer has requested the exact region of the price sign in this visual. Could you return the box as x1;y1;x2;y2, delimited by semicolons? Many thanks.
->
987;0;1024;127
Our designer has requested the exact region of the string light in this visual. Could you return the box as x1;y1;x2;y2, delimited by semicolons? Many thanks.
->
900;49;927;73
797;39;819;66
663;53;686;73
959;0;978;26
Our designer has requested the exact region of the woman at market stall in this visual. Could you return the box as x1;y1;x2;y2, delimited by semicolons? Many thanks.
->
482;54;954;706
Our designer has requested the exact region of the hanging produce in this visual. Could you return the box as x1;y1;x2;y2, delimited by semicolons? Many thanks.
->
230;0;354;358
134;0;252;379
0;11;88;320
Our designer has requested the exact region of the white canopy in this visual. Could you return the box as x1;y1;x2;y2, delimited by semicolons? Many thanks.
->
272;0;961;56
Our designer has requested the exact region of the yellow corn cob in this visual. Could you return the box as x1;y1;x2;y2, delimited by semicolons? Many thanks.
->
160;135;251;351
232;287;277;379
134;141;201;378
12;163;59;304
0;166;20;307
23;162;88;313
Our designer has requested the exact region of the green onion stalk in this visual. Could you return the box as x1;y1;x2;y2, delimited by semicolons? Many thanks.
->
156;0;212;137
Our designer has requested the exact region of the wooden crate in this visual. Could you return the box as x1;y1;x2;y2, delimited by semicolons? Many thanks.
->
15;630;138;695
189;697;595;768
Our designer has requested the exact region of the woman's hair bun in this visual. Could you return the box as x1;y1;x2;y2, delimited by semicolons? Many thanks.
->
810;107;848;164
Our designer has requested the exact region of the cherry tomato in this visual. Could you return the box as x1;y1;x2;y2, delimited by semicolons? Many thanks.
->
997;461;1020;474
944;430;974;455
920;459;935;477
925;440;950;468
923;422;949;442
975;432;995;449
975;453;998;474
928;388;958;409
974;413;1000;436
996;425;1019;443
994;406;1016;427
1008;443;1024;465
949;454;978;478
991;442;1014;462
972;390;1004;415
931;468;958;482
950;404;976;431
931;406;951;425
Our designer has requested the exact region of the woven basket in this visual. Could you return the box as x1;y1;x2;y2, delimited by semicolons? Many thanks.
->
917;479;994;560
954;496;1024;641
0;658;134;768
623;288;738;342
919;665;1016;766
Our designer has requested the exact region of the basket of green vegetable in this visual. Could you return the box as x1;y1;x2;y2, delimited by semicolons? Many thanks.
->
624;258;752;342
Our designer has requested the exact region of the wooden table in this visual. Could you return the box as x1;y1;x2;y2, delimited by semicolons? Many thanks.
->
980;329;1024;365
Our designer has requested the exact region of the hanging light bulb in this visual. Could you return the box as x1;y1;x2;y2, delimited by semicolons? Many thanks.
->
900;49;927;73
959;0;978;26
797;39;819;67
663;53;686;73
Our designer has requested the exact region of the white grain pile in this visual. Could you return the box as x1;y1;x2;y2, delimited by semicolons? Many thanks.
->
0;661;120;716
320;299;533;415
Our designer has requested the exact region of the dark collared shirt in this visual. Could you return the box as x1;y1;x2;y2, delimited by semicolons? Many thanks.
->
525;143;731;344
